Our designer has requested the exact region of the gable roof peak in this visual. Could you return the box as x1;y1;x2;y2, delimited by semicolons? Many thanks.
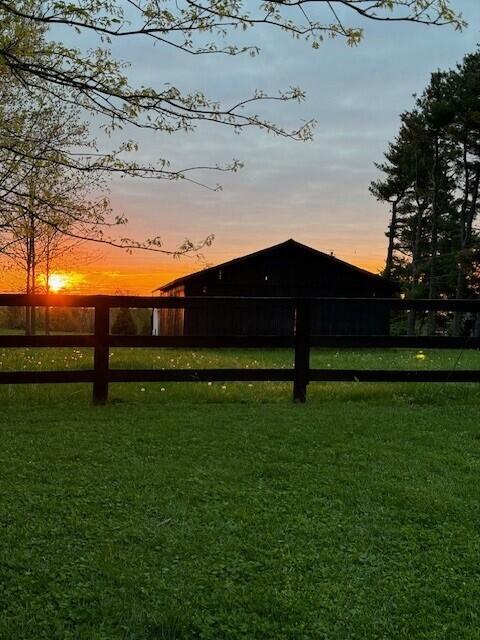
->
154;238;397;292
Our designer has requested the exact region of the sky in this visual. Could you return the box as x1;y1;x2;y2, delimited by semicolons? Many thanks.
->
3;0;480;294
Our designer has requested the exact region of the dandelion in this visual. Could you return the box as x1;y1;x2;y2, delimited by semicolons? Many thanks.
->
221;385;227;390
415;353;426;360
248;383;253;388
207;381;212;386
140;387;146;392
161;387;166;392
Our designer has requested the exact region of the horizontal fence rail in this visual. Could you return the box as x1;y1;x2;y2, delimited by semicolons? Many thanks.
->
1;293;480;311
0;294;479;403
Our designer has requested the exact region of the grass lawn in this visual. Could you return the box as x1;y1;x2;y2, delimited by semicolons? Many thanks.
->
1;348;480;639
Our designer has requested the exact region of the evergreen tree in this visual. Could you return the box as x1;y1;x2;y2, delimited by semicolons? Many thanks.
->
372;49;480;336
111;309;138;336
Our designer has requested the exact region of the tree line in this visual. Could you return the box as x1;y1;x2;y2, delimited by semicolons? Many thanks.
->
0;305;152;336
371;49;480;335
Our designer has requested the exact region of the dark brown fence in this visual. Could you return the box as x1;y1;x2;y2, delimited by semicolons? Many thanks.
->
0;294;479;404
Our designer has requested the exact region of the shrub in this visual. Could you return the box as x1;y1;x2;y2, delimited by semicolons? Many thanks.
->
111;308;138;335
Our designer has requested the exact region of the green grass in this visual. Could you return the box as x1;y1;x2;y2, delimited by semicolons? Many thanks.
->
0;346;479;405
1;348;480;638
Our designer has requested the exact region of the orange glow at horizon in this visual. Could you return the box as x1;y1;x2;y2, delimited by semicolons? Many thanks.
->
33;267;188;295
39;256;384;295
5;246;386;296
37;271;86;293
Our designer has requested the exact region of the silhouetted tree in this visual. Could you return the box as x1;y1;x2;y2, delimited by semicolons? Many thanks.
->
372;49;480;336
111;308;138;336
0;93;111;333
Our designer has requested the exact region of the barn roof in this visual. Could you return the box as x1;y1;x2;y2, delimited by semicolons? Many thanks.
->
155;239;397;293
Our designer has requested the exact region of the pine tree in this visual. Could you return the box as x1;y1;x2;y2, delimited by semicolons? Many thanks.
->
371;49;480;336
111;309;138;336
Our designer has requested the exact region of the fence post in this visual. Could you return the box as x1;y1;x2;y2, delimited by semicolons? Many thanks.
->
93;302;109;405
293;298;311;403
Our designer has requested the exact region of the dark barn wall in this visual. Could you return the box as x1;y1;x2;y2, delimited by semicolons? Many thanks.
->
182;303;295;336
311;300;391;336
158;242;396;336
174;302;390;336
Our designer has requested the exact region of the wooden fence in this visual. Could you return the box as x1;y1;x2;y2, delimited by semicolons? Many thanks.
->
0;294;479;404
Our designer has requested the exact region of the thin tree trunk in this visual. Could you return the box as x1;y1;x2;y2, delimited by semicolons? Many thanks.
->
31;268;36;335
453;266;465;335
25;235;32;336
453;138;470;336
385;198;401;280
45;240;51;335
427;133;440;335
45;303;50;334
30;214;36;336
454;164;480;336
407;200;425;335
475;313;480;338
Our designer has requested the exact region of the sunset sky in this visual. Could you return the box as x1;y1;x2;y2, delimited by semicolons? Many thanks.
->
2;0;480;294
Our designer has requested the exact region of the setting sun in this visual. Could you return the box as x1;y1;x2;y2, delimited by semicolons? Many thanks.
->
37;271;86;293
38;272;72;293
48;273;69;293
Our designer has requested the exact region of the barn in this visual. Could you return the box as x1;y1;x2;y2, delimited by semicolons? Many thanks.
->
152;239;398;336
